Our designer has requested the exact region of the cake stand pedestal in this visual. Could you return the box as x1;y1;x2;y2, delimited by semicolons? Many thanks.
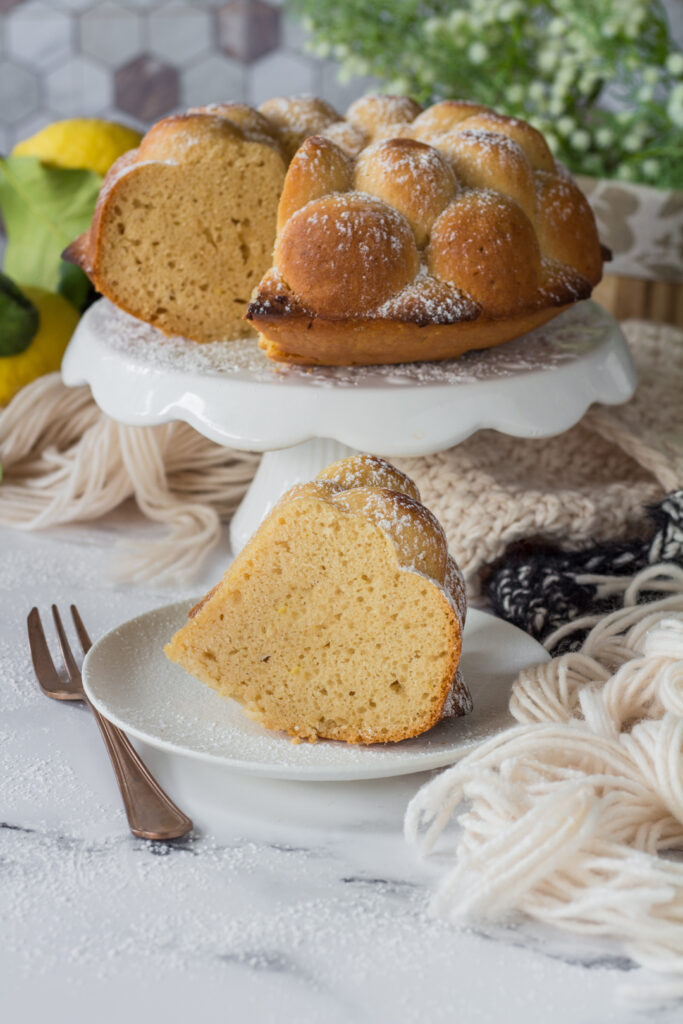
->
61;299;636;554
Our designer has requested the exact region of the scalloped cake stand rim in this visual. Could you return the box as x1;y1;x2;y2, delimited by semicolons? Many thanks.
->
61;298;637;458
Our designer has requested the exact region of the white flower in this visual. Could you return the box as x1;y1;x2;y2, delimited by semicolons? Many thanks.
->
548;17;565;37
668;83;683;127
595;127;615;147
448;10;468;31
557;115;576;136
424;18;442;40
555;65;576;90
499;1;522;20
622;132;643;153
307;41;330;58
642;158;660;179
545;132;560;155
528;81;546;103
389;77;411;95
507;83;525;104
666;53;683;77
468;42;489;64
570;129;591;151
643;66;661;85
538;48;558;73
637;84;655;103
616;164;636;182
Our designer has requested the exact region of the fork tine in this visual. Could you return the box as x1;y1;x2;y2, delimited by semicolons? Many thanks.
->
27;607;63;687
51;604;82;684
70;604;92;655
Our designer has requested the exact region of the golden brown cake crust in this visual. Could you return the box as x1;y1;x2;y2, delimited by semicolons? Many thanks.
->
249;99;603;365
247;265;572;365
165;455;470;744
67;93;602;359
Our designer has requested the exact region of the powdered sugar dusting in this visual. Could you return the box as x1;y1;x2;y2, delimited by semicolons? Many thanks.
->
91;298;609;389
259;95;338;136
358;137;453;186
376;270;479;325
291;191;413;259
319;120;368;156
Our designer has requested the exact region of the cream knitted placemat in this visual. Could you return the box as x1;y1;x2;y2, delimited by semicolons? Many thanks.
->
397;320;683;593
0;319;680;583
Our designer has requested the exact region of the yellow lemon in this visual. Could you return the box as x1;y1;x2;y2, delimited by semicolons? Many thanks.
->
0;286;79;406
12;118;142;177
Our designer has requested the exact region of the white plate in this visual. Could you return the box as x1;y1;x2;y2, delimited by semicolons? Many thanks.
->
82;601;548;781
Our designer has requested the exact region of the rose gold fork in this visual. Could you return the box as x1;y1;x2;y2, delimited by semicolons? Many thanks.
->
27;604;193;841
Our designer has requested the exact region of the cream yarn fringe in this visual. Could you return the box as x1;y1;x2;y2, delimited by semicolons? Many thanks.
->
406;564;683;1003
0;373;259;583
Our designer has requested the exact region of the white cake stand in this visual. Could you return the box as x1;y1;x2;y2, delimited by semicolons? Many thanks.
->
61;299;636;553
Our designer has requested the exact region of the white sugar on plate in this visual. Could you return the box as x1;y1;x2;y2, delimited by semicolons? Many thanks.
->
93;299;604;390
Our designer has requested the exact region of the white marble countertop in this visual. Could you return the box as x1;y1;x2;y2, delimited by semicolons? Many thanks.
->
1;509;676;1024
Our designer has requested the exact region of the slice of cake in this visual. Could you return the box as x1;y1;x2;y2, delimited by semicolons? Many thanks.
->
64;111;288;342
165;455;470;744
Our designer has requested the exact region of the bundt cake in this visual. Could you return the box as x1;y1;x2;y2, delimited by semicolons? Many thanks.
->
165;455;470;744
66;93;604;363
248;97;604;365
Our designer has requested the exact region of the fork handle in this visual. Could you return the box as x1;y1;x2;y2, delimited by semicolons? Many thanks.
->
90;704;193;840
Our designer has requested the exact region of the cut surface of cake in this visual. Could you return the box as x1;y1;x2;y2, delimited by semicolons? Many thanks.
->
165;455;470;744
64;109;288;343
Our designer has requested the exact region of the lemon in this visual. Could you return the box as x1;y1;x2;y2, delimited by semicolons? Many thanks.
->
0;284;79;406
12;119;143;177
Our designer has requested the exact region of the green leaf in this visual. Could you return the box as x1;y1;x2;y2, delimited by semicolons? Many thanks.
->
57;260;96;312
0;155;101;292
0;271;39;356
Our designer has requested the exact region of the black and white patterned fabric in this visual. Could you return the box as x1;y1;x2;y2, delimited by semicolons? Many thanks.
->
484;490;683;652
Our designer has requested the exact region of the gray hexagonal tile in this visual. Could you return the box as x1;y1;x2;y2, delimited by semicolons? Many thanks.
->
0;60;40;125
281;13;309;52
53;0;148;8
149;5;212;67
5;0;72;71
219;1;281;63
46;56;113;117
181;53;245;108
115;55;179;122
8;110;53;148
248;51;313;106
80;3;143;69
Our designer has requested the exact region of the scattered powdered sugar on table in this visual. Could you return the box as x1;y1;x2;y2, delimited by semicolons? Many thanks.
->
1;816;464;1003
93;299;609;389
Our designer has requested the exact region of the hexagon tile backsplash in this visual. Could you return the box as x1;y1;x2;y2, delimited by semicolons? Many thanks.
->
0;0;378;152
